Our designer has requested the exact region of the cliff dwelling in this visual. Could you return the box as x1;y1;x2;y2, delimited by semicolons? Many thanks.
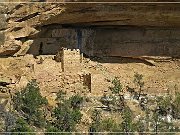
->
0;2;180;133
0;3;179;96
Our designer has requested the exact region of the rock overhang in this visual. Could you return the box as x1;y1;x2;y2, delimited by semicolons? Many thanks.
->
1;3;180;57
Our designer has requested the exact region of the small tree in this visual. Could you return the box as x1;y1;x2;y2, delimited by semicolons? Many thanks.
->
151;110;179;134
47;91;83;133
100;77;124;112
55;90;66;103
134;118;146;135
46;125;60;133
69;94;83;109
89;109;102;133
0;110;16;132
133;73;144;100
109;77;123;95
52;103;82;132
13;80;48;128
148;96;180;134
120;106;136;133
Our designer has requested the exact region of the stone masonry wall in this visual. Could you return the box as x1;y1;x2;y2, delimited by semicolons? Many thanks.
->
54;47;91;91
61;72;91;92
55;48;82;72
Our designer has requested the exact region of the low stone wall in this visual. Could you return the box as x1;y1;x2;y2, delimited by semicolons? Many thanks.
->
61;72;91;91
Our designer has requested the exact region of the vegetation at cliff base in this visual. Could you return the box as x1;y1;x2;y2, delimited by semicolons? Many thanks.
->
46;90;83;133
12;79;48;128
0;74;179;134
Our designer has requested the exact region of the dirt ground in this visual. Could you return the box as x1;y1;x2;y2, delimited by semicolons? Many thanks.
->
99;57;180;95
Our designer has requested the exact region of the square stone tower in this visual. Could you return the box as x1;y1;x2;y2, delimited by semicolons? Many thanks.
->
55;47;83;72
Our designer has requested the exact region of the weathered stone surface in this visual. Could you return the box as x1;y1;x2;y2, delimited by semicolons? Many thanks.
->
0;76;11;86
43;4;180;27
0;3;64;56
0;14;7;30
14;40;33;56
0;40;21;56
9;26;39;39
26;27;180;57
0;3;180;56
0;4;8;47
0;31;5;46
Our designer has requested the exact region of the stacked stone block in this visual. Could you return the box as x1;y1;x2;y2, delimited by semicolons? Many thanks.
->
55;47;83;72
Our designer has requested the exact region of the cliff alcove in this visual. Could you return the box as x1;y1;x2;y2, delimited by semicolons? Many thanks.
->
27;24;180;59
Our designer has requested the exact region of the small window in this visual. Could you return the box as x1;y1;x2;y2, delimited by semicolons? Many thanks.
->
39;42;43;55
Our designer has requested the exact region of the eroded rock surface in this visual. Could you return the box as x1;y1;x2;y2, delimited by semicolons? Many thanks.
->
0;2;180;56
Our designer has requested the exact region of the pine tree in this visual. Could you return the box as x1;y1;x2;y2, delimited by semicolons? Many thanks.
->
13;80;48;128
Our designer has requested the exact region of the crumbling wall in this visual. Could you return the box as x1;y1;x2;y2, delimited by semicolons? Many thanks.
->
61;72;91;92
82;73;91;91
55;48;82;72
28;28;78;55
54;47;90;91
62;48;82;72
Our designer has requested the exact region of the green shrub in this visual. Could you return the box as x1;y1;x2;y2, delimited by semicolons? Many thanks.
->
69;94;83;109
13;80;48;128
11;118;35;135
109;77;122;95
47;91;83;133
120;106;136;133
156;96;172;116
100;77;124;112
134;118;146;133
89;109;122;133
46;125;61;135
133;73;144;100
151;111;179;134
100;118;121;132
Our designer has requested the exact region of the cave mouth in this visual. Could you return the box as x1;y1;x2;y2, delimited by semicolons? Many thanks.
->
27;24;180;59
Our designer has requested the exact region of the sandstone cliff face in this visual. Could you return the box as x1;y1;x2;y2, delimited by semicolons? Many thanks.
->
0;2;180;57
0;3;64;56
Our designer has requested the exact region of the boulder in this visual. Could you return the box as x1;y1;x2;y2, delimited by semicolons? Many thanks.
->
10;26;39;39
16;76;29;89
14;40;33;56
0;40;22;56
